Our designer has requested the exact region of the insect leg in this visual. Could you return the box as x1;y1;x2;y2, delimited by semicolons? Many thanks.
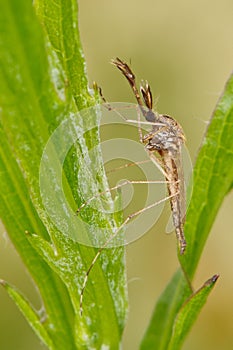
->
76;178;170;214
79;191;179;315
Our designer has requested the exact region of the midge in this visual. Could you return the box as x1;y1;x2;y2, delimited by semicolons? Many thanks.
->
111;58;186;253
79;58;187;314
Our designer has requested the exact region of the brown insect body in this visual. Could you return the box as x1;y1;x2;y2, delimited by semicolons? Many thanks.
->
143;112;186;254
112;57;186;254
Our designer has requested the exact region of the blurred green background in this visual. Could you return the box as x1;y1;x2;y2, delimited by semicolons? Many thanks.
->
1;0;233;349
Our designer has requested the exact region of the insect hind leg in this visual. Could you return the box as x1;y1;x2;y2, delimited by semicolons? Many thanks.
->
79;191;178;316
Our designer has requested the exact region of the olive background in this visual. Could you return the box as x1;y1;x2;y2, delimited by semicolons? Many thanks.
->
1;1;233;349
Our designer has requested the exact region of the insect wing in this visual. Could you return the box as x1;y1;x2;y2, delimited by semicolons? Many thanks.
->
165;144;193;233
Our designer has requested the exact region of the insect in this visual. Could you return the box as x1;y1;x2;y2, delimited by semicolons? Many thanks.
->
111;58;186;254
79;58;187;314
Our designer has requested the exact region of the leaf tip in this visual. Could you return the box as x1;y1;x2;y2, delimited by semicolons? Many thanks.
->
0;279;6;287
211;274;220;283
205;274;220;286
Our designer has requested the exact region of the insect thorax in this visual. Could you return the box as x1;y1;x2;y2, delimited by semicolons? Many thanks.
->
143;114;185;152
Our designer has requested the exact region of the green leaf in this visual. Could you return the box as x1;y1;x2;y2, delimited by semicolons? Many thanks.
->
0;0;127;349
168;275;219;350
0;280;54;350
140;270;191;350
34;0;93;109
182;72;233;276
140;73;233;349
0;2;76;349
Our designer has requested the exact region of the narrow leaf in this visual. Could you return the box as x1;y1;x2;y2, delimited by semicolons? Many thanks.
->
140;72;233;349
140;270;191;350
0;1;127;349
0;280;54;350
0;2;76;348
182;72;233;277
168;275;219;349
